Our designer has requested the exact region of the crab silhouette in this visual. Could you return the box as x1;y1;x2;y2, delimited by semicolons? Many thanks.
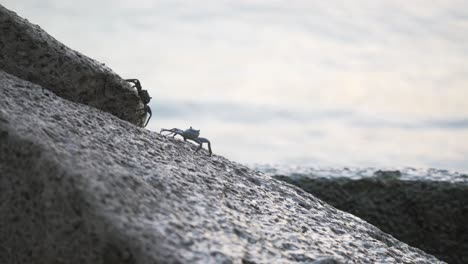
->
160;127;212;156
125;79;152;127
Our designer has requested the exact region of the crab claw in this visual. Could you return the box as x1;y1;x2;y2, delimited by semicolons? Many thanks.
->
160;128;175;134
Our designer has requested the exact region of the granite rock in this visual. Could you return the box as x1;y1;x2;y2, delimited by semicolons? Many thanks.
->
0;71;443;263
0;4;146;126
273;170;468;264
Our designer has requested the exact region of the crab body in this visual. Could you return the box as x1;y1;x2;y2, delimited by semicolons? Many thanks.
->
182;127;200;140
160;127;212;156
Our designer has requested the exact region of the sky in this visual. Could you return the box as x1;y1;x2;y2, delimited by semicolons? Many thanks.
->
3;0;468;171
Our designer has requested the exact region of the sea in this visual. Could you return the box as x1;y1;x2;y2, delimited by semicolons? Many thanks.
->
4;0;468;172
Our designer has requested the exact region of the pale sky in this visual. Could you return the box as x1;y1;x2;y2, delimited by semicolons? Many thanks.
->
4;0;468;170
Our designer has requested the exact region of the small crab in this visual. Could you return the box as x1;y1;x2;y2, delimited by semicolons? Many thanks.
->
125;79;152;127
160;126;212;156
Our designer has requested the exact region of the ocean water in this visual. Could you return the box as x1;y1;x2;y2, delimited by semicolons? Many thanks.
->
4;0;468;171
255;164;468;183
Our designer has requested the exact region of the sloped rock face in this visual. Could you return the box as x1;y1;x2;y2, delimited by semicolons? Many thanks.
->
273;170;468;264
0;71;442;263
0;4;146;126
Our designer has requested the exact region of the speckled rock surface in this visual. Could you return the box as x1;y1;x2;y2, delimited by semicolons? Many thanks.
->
0;4;146;126
0;71;443;263
266;167;468;264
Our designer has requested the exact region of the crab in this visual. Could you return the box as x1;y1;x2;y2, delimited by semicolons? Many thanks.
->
125;79;152;127
160;126;212;156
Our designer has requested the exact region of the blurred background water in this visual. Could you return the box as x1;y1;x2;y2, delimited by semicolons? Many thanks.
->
5;0;468;171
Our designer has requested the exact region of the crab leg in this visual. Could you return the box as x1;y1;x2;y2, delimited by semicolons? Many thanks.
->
143;105;152;127
194;137;212;156
125;79;142;91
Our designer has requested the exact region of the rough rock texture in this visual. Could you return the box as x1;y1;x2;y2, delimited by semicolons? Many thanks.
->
272;170;468;264
0;71;443;263
0;4;146;126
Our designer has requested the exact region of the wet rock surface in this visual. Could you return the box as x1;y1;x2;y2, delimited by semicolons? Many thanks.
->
0;70;443;263
0;4;146;126
264;167;468;264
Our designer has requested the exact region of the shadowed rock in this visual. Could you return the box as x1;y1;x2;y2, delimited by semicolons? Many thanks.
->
273;170;468;264
0;4;146;126
0;70;443;263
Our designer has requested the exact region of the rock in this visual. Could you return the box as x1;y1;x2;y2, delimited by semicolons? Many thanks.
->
373;170;401;180
274;170;468;264
0;71;443;263
0;4;146;126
